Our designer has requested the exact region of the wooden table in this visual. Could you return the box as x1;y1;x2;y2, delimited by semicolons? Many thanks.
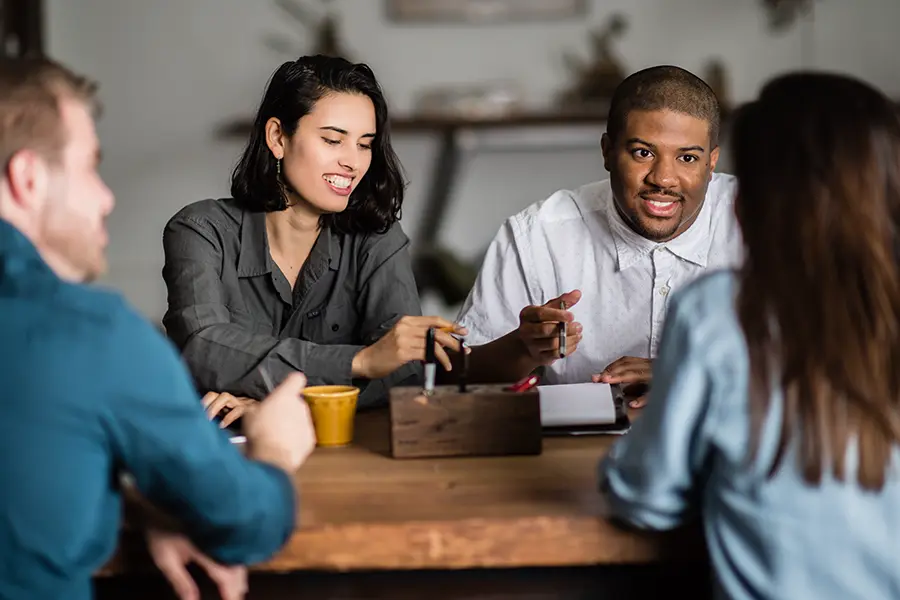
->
97;409;710;599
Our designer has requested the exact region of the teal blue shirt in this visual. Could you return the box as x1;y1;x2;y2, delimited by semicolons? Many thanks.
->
0;220;296;600
600;270;900;600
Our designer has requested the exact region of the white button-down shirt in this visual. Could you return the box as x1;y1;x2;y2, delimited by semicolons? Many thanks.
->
456;172;744;384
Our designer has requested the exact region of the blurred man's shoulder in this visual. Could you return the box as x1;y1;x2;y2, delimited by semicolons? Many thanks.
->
55;282;167;350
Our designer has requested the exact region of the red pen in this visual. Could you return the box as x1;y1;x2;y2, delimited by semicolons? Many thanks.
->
506;373;540;392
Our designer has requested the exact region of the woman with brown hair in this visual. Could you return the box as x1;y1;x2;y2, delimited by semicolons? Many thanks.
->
599;72;900;599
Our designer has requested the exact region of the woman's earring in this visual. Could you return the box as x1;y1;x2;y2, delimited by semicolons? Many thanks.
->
276;158;282;177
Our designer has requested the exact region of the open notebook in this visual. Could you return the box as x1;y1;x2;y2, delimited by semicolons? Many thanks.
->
538;382;631;435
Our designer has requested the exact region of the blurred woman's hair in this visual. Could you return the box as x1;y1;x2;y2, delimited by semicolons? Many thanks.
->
231;55;405;235
733;72;900;491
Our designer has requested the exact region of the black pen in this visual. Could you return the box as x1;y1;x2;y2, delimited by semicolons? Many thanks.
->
458;339;469;393
425;326;436;395
558;300;567;358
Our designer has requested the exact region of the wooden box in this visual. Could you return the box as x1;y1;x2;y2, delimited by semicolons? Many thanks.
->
389;384;542;459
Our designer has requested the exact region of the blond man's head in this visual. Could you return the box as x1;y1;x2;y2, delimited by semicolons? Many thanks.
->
0;57;113;283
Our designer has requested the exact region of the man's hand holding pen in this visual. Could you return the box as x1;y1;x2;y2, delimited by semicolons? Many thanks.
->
351;316;468;380
515;290;583;366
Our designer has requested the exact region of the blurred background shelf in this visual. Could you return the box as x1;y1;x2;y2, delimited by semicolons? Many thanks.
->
217;110;611;302
34;0;900;320
213;96;898;306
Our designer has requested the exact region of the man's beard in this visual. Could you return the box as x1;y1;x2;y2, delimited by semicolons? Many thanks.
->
613;196;684;242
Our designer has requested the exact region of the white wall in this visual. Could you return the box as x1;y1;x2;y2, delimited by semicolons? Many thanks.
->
46;0;900;320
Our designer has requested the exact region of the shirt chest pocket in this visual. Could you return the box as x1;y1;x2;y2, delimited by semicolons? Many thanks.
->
227;305;278;337
303;302;359;344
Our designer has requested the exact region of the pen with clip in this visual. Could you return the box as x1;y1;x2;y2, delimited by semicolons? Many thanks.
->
558;300;567;359
458;338;469;393
424;326;437;395
260;364;274;395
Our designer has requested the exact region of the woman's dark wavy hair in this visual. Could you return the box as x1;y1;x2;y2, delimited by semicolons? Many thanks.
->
230;55;405;235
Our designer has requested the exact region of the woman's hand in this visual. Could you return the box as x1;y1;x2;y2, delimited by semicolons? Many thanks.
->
351;316;468;380
202;392;258;428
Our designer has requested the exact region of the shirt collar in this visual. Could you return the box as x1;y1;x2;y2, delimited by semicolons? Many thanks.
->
321;227;342;272
237;209;270;278
0;218;52;275
236;209;343;278
608;204;659;271
663;197;713;268
607;183;715;271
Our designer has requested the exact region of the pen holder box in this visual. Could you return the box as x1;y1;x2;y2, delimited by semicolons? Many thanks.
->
388;384;542;459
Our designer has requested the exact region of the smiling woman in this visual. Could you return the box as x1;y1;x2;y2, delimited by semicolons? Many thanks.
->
161;55;466;420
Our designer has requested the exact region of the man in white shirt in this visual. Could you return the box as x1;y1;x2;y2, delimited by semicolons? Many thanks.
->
453;65;743;407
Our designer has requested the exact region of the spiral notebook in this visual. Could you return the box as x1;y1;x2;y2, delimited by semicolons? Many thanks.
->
538;382;631;436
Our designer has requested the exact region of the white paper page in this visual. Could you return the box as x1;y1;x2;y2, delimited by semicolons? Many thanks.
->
538;383;616;427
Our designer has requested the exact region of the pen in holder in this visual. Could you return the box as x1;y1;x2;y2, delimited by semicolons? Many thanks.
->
391;327;542;459
558;300;567;358
424;326;437;396
458;338;468;393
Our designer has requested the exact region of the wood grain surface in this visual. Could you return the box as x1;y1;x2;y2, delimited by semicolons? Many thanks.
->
100;407;704;575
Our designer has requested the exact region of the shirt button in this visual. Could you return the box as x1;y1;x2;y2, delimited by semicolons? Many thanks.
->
659;286;670;296
332;323;340;332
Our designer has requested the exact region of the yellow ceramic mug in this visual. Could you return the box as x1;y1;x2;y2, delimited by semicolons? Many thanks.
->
301;385;359;447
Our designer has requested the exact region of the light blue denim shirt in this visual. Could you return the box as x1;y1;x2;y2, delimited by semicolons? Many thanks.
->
599;270;900;600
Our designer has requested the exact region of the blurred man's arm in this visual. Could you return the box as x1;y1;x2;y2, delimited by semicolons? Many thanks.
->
103;308;298;565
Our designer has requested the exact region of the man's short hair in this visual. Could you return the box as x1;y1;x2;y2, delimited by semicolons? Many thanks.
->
606;65;721;147
0;57;99;168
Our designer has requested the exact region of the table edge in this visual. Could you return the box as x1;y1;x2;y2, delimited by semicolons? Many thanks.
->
99;513;704;576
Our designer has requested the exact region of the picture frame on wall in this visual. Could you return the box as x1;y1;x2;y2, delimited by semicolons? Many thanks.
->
387;0;588;24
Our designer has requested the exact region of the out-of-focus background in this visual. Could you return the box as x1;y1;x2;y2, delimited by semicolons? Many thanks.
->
12;0;899;320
